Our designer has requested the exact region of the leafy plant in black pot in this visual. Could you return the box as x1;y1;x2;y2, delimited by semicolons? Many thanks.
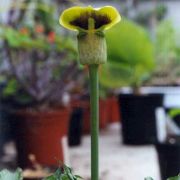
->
154;108;180;180
99;18;164;145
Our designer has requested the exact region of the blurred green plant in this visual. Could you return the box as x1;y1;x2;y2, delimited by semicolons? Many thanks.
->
0;0;85;108
155;4;168;21
1;26;75;52
155;20;177;63
0;168;179;180
147;20;180;86
44;165;82;180
167;175;180;180
99;18;155;93
168;108;180;119
134;4;167;26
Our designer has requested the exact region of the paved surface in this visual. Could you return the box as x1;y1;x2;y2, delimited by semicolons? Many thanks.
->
0;123;161;180
69;123;161;180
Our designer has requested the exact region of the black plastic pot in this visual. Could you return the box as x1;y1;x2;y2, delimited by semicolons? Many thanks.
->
0;100;15;157
0;108;11;156
68;107;83;146
119;93;164;145
156;136;180;180
172;115;180;128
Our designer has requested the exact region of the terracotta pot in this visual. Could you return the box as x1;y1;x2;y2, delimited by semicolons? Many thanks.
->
106;96;121;123
99;99;108;129
14;108;71;168
71;99;108;134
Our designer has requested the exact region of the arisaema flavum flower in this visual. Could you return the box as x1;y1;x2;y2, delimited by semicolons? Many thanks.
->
59;6;121;65
59;6;121;180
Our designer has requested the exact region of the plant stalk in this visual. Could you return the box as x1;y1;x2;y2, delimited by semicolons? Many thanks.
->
89;64;99;180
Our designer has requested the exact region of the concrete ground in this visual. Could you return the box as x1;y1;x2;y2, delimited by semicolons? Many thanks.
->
69;123;161;180
0;123;161;180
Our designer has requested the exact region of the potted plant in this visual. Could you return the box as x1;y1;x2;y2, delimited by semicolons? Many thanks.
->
105;90;121;124
80;95;110;134
68;106;83;146
0;0;81;168
155;108;180;180
70;81;110;134
99;18;164;145
0;4;179;180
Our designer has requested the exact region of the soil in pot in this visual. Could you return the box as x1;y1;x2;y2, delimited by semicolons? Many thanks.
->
119;93;164;145
12;107;71;168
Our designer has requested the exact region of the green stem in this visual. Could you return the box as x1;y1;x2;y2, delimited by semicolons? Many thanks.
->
89;64;99;180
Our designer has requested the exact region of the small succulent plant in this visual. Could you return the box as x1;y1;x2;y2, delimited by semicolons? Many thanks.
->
0;166;82;180
44;165;82;180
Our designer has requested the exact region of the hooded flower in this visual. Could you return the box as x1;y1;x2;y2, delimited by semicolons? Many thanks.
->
59;6;121;65
59;6;121;32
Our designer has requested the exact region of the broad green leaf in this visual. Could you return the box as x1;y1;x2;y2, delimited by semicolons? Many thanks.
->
100;18;155;88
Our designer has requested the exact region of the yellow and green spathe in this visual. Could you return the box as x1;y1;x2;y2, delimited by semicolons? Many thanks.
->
59;6;121;65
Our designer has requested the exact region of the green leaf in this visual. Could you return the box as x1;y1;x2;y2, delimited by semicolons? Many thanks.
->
47;168;65;180
0;169;23;180
74;175;83;179
44;165;82;180
43;175;56;180
5;28;22;47
167;175;180;180
3;79;18;97
100;18;155;89
144;177;154;180
168;109;180;118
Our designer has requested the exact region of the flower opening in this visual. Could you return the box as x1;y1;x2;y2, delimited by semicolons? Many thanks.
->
59;6;121;32
70;11;111;30
59;5;121;65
